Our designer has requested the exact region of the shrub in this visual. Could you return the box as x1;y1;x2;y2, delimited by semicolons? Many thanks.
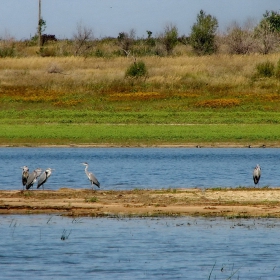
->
225;22;255;54
256;61;275;77
0;38;16;57
38;47;57;57
161;24;178;55
0;46;15;57
275;59;280;78
118;30;135;56
85;196;98;203
125;60;148;78
94;49;104;57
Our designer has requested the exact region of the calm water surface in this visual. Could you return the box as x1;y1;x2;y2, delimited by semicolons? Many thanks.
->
0;215;280;279
0;147;280;190
1;148;280;279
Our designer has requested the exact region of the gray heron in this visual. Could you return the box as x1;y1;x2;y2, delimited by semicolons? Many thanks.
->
26;168;42;190
37;168;54;190
253;164;261;187
82;162;100;189
21;166;29;189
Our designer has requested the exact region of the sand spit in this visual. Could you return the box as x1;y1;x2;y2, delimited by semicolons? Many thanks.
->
1;188;280;218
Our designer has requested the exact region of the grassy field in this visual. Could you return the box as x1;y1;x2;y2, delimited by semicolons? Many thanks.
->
0;123;279;147
1;54;280;146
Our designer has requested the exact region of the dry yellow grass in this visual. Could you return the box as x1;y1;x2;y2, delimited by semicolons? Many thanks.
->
0;53;280;112
0;54;280;90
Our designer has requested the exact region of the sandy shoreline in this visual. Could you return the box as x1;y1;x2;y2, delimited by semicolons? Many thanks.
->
1;188;280;218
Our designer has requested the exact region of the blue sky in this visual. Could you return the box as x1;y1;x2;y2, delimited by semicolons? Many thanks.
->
1;0;280;40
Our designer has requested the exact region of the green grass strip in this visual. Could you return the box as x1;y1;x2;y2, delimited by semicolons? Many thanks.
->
1;110;280;124
0;124;279;145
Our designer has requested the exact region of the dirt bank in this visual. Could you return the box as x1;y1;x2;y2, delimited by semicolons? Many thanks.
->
1;188;280;218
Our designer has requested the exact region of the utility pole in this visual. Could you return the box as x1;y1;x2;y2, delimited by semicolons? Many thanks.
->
38;0;41;47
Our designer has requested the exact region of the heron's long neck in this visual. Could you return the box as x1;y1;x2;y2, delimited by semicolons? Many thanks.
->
85;165;89;175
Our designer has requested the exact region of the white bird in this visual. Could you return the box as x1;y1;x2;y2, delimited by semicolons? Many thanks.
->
21;166;29;189
26;168;42;190
82;162;100;189
37;168;54;190
253;164;261;187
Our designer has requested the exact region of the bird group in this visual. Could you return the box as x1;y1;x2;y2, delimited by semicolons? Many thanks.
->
21;162;261;190
21;162;100;191
21;166;54;190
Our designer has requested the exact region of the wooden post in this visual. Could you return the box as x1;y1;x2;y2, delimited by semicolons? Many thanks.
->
38;0;41;47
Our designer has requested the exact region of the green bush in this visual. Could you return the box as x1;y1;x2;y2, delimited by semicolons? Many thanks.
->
275;59;280;78
162;24;178;55
256;61;275;77
125;60;148;78
0;46;15;57
95;49;105;57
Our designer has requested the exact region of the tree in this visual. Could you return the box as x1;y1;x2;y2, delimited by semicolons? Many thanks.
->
253;11;280;54
36;17;46;47
161;23;178;55
189;10;218;55
73;23;94;56
254;19;279;54
225;21;255;54
117;29;135;56
263;10;280;33
146;30;155;47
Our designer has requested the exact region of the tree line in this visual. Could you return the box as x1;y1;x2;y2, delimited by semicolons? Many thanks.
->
1;9;280;57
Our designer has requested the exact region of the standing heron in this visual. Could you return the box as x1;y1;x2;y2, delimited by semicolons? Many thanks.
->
82;162;100;189
21;166;29;189
26;168;42;190
253;164;261;187
37;168;54;190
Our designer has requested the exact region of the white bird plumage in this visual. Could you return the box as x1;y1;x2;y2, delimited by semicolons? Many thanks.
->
82;162;100;189
253;164;261;187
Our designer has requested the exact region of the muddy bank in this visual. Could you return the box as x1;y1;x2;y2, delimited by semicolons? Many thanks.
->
1;188;280;218
0;142;279;148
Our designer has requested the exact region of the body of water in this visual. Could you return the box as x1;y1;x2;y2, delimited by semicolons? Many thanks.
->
0;147;279;190
1;148;280;279
0;215;279;279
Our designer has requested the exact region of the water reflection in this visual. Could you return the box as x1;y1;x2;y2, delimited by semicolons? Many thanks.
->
0;215;279;279
0;147;279;190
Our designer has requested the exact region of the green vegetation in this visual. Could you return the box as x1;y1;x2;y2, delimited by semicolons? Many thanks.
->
162;24;179;55
85;196;98;203
0;51;280;146
125;60;148;78
256;61;275;77
1;123;280;146
189;10;218;55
